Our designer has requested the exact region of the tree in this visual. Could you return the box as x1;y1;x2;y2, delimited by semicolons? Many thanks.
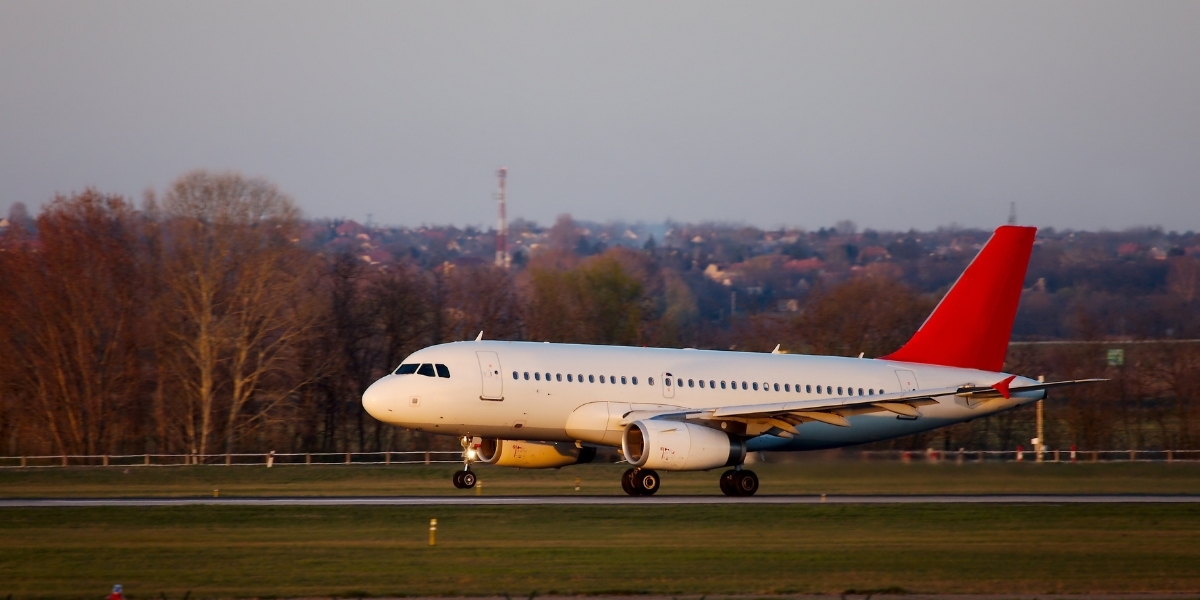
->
0;191;144;455
157;170;315;458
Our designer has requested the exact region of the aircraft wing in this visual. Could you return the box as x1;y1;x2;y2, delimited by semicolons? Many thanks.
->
624;378;1105;436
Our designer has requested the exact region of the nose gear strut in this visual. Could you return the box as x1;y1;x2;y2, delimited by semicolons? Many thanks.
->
452;435;477;489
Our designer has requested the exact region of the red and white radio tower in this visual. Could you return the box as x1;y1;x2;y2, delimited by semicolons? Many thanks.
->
495;167;510;269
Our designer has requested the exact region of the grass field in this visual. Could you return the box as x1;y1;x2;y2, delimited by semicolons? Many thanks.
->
2;503;1199;597
2;461;1200;497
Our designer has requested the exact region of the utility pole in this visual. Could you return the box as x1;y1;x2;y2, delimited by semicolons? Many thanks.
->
1035;374;1045;463
494;167;510;269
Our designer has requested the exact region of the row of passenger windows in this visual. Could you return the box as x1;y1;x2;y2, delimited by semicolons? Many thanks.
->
395;363;451;378
514;370;886;396
516;371;649;386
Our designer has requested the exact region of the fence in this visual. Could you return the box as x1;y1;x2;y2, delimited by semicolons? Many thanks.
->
0;451;464;469
852;448;1200;464
3;448;1200;468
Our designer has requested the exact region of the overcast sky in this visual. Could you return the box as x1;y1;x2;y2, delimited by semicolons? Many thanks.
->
2;1;1198;231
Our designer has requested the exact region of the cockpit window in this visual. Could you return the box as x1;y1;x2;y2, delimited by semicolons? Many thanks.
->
435;364;450;378
395;364;418;375
416;364;436;377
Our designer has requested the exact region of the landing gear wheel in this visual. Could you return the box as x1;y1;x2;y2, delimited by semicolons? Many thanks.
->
733;469;759;496
621;468;638;496
719;469;738;496
452;471;465;489
460;470;477;489
634;469;661;496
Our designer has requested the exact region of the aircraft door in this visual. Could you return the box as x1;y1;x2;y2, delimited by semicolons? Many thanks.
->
894;369;918;392
662;372;675;399
477;351;504;400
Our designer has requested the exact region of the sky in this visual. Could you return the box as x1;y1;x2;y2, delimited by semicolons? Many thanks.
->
1;1;1198;231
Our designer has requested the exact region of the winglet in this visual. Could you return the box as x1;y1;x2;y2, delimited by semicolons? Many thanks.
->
993;375;1017;399
475;331;483;342
771;344;782;354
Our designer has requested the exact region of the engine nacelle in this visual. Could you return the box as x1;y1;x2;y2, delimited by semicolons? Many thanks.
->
622;420;746;471
475;439;596;469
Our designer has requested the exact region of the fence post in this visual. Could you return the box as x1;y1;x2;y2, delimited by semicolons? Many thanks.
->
425;451;430;466
1129;449;1136;462
61;454;67;467
1016;445;1024;462
1054;450;1060;462
144;453;150;466
20;456;26;468
306;453;311;465
385;451;391;465
1070;445;1076;463
345;452;351;465
956;448;964;465
225;453;231;466
1168;449;1174;462
1091;451;1098;462
103;455;109;467
267;451;275;468
977;451;984;463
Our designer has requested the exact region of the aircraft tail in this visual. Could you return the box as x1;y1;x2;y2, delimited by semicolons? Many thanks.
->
880;225;1036;372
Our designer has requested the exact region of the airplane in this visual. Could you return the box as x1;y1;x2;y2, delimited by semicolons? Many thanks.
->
362;225;1102;496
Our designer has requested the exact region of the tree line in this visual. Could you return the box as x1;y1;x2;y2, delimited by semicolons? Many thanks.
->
1;171;1197;457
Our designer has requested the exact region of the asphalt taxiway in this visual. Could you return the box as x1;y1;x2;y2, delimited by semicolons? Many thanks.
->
3;494;1199;507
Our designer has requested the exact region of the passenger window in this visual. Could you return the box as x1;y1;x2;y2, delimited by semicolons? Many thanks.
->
752;382;758;391
806;385;812;393
556;373;562;382
837;386;843;395
816;385;822;393
665;377;672;387
699;380;705;389
545;373;551;381
773;383;779;392
632;376;638;385
417;364;435;377
395;363;419;375
858;388;864;396
688;379;694;388
869;389;874;395
567;374;573;382
621;376;627;384
720;380;726;389
741;381;748;390
589;375;595;383
709;380;715;388
512;371;518;380
578;374;583;383
784;384;790;392
435;364;450;378
648;377;654;386
535;372;541;381
599;375;606;383
610;375;616;384
524;372;530;380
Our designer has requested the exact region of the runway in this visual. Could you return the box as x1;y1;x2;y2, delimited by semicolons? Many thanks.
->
3;494;1200;507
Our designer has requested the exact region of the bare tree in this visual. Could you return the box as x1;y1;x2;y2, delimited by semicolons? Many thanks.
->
158;170;312;458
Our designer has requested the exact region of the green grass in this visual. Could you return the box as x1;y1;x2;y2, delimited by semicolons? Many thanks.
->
2;504;1199;597
2;461;1200;497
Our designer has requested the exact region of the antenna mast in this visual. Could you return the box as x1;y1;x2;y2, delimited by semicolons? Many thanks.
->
495;167;510;269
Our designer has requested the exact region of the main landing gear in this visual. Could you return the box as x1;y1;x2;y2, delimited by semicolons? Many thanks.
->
719;468;759;496
621;467;661;496
453;435;477;489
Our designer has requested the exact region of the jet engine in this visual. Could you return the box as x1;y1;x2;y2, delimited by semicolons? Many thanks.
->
475;439;596;469
622;419;746;471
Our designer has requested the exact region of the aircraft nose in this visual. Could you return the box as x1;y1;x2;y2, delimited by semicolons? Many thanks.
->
362;375;394;420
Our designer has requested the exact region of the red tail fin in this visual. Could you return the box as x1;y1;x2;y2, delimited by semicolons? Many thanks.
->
881;225;1036;372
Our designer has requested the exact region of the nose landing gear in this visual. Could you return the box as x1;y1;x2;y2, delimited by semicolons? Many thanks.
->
621;467;661;496
452;469;476;489
452;435;477;489
719;468;758;496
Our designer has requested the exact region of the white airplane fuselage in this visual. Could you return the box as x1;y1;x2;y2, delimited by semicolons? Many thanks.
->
362;340;1042;453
